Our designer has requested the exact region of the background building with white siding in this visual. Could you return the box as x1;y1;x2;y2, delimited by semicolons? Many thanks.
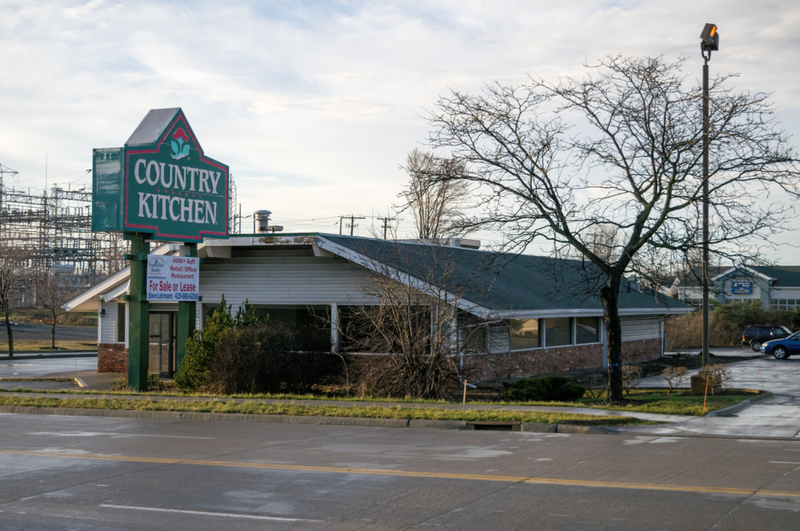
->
65;233;691;382
673;265;800;311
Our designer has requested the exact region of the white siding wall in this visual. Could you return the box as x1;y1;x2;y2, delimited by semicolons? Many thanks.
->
101;303;117;344
620;316;661;342
199;248;381;312
770;288;800;299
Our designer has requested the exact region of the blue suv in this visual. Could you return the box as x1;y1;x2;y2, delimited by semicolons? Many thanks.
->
761;331;800;360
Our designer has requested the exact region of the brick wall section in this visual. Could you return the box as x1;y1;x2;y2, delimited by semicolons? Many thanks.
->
344;338;662;384
98;343;127;373
621;338;662;365
464;343;603;382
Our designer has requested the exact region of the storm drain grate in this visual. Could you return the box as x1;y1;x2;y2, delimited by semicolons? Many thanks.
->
466;421;521;432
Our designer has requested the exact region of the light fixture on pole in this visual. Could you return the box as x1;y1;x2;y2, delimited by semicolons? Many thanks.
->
700;23;718;368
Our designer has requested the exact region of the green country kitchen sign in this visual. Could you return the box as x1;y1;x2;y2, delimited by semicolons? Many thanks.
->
92;108;229;242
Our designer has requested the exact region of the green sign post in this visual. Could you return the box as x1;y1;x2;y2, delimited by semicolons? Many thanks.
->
93;108;229;391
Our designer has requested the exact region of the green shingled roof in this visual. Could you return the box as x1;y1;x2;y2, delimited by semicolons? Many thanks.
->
681;265;800;288
320;234;690;314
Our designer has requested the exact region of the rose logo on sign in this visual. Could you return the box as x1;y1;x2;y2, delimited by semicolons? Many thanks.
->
170;128;190;160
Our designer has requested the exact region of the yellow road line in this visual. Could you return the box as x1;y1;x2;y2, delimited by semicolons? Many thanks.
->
2;449;799;498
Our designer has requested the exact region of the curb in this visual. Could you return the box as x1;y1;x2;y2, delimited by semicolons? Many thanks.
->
0;405;617;435
553;424;610;434
0;406;412;428
706;392;774;417
408;419;468;430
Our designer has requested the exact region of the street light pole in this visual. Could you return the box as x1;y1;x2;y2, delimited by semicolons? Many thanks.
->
700;23;719;368
702;54;710;368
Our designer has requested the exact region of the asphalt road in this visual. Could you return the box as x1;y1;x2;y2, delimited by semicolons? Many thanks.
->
0;323;96;342
1;414;799;530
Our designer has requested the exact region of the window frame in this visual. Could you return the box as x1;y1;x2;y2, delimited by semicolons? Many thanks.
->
507;316;603;352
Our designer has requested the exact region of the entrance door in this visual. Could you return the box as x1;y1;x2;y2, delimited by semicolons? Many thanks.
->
149;312;176;377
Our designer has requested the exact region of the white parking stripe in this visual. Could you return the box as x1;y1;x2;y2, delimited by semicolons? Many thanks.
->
99;504;322;522
27;431;214;439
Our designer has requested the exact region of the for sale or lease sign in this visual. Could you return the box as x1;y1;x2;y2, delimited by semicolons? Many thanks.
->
146;255;199;301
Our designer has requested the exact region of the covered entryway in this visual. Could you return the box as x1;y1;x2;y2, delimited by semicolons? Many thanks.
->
149;312;176;378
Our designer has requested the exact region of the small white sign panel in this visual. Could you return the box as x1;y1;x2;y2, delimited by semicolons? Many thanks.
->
146;255;199;301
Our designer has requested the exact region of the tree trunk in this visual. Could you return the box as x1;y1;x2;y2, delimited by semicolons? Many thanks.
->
51;315;56;349
3;307;12;357
601;278;623;402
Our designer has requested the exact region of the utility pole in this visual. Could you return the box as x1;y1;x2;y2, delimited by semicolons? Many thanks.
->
339;215;365;236
377;216;396;239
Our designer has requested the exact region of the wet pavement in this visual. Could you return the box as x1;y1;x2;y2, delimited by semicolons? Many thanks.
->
0;356;97;379
0;322;96;342
0;379;80;391
623;356;800;438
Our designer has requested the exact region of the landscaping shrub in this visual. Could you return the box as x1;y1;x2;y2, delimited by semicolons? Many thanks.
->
697;364;733;394
208;323;340;395
147;373;165;392
351;353;460;400
621;365;643;395
174;297;265;391
661;366;688;395
503;376;585;402
579;375;607;399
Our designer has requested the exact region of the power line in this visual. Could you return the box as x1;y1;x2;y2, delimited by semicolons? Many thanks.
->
339;215;366;236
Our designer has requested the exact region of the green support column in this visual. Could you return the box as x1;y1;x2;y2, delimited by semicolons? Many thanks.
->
176;243;198;375
128;234;150;391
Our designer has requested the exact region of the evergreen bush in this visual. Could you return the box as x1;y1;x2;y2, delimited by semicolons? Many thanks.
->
174;296;265;391
503;376;585;402
209;323;339;394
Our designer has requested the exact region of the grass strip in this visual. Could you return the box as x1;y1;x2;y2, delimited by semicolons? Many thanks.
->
0;396;654;426
0;340;97;353
0;386;759;416
578;393;755;416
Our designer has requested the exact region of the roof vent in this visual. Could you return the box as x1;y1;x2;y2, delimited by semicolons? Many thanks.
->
449;238;480;250
254;210;274;233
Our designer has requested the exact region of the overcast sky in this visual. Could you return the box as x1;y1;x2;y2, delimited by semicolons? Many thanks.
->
2;0;799;260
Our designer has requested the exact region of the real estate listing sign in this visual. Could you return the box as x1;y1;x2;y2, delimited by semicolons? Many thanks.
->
146;254;199;301
123;109;229;242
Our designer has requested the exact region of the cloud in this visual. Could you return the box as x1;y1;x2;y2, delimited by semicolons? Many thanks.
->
2;0;800;258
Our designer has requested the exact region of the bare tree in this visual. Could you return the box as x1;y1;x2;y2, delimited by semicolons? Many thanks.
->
40;271;78;349
338;242;484;399
425;55;800;402
0;244;28;357
584;224;619;263
397;149;472;240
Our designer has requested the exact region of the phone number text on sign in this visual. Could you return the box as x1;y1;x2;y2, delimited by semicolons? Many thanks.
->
146;255;199;301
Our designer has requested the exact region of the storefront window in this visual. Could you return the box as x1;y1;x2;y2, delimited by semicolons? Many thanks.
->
510;318;540;350
575;317;599;344
545;317;571;347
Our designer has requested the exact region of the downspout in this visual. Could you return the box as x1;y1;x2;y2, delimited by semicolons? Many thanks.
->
601;319;608;369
